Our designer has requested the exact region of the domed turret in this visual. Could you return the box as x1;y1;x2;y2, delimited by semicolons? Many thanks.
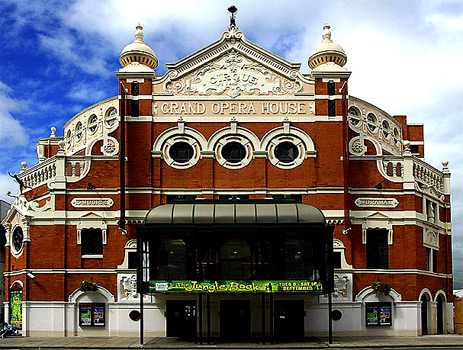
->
308;24;347;70
120;25;158;70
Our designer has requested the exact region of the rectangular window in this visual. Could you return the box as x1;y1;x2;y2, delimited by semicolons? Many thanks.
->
426;247;432;271
218;195;250;200
81;229;103;256
433;250;437;272
166;195;196;204
132;82;139;96
333;251;341;268
410;144;420;155
128;251;138;269
366;230;388;269
79;303;105;327
327;81;335;95
366;302;392;326
131;100;139;118
272;194;302;203
328;100;336;117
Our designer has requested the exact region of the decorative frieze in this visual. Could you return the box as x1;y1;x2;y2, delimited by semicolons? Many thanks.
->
423;229;439;249
355;198;399;208
164;52;302;99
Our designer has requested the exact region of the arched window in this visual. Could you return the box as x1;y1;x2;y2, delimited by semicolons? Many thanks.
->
220;238;251;280
156;238;187;280
284;238;313;279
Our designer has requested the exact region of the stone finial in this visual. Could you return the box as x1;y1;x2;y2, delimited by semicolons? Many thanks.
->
135;24;144;42
20;161;27;171
58;140;65;151
322;24;332;41
50;127;56;138
403;140;411;154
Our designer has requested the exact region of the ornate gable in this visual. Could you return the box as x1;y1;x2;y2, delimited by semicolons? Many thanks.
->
159;26;311;99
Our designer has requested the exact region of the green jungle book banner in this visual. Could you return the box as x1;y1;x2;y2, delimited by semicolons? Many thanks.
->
150;280;323;293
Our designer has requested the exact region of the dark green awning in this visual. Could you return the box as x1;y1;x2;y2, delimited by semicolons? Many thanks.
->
144;202;326;225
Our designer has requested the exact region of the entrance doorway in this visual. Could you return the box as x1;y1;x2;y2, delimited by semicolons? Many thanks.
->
220;300;251;339
436;295;444;334
421;294;428;335
274;300;304;339
166;300;196;338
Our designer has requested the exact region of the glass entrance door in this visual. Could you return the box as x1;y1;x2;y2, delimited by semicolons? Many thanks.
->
274;300;304;339
166;300;196;338
220;300;251;339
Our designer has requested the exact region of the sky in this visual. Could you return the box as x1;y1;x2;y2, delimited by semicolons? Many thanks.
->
0;0;462;286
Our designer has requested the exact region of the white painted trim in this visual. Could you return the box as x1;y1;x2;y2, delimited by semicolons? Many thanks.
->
10;280;24;289
355;286;402;302
5;269;116;276
68;285;115;303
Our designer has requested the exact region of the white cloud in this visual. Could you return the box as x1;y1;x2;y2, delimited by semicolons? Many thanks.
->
0;81;28;147
0;173;17;203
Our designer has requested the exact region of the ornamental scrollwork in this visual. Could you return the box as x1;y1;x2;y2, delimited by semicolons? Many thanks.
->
164;52;302;98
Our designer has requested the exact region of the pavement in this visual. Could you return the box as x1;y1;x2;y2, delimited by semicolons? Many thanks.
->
0;335;463;349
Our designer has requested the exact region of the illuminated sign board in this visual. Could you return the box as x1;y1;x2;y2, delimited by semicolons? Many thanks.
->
150;280;323;294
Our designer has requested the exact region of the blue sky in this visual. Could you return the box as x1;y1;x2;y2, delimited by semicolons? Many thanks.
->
1;0;463;285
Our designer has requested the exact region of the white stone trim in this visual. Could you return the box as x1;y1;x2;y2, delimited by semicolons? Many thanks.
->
361;214;393;245
333;239;352;270
214;134;254;169
161;135;201;169
418;288;432;302
355;286;402;302
76;217;108;245
68;285;115;303
117;239;137;270
434;290;447;302
10;280;24;289
10;223;25;257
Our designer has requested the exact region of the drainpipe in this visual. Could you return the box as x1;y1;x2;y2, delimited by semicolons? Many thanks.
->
340;81;351;230
119;82;127;232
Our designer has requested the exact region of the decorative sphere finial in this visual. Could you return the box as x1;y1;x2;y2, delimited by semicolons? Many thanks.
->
322;24;331;40
135;24;144;42
308;24;347;70
119;24;158;70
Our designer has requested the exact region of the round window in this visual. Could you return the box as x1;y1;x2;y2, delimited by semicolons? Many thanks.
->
366;113;378;132
393;127;400;145
382;120;390;138
221;142;246;164
12;227;24;253
274;142;299;163
348;107;361;126
169;142;194;163
88;114;98;135
105;107;118;127
75;122;83;142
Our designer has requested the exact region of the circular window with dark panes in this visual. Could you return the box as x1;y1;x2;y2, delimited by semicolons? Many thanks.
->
274;142;299;163
12;227;24;253
221;142;246;164
169;142;194;163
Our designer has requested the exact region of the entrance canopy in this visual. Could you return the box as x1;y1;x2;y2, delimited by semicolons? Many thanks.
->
145;201;326;226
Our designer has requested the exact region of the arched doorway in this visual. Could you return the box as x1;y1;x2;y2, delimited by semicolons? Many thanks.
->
436;294;444;334
421;294;430;335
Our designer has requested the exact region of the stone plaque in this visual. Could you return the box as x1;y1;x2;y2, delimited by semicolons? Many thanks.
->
71;198;114;208
355;198;399;208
